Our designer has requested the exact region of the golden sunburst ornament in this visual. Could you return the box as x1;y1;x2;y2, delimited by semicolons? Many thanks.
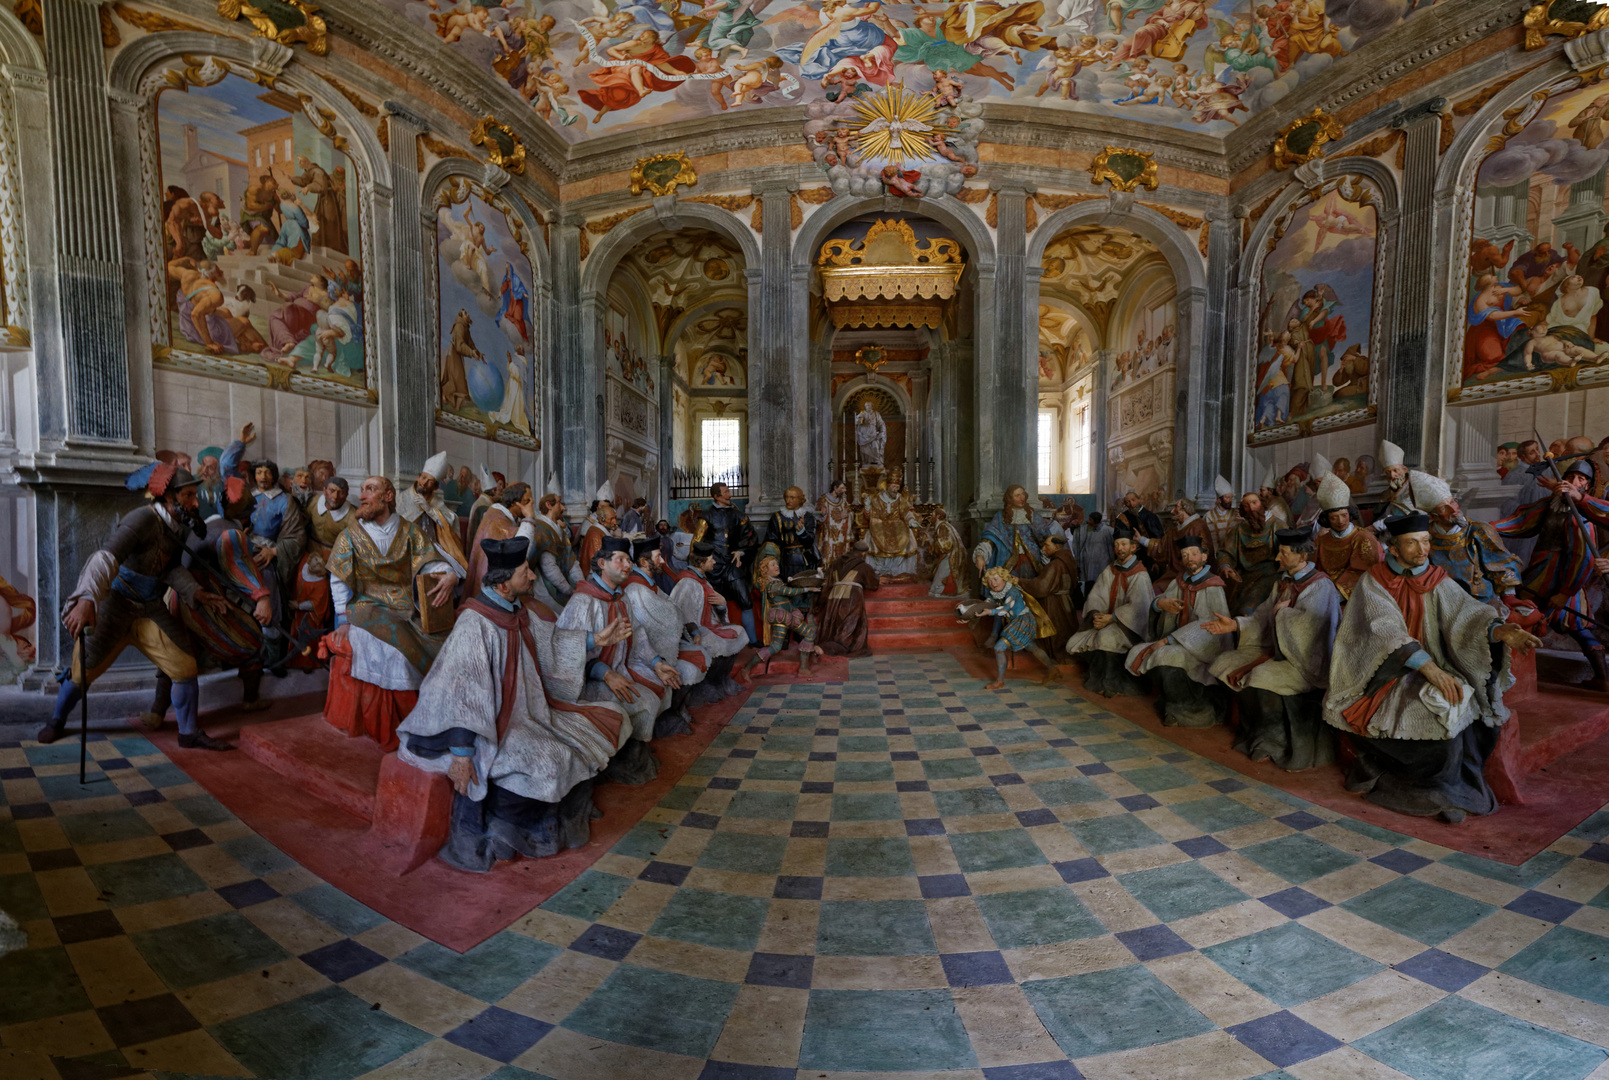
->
849;84;941;167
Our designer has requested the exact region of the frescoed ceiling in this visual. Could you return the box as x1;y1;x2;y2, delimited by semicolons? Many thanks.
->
373;0;1450;144
1040;225;1161;314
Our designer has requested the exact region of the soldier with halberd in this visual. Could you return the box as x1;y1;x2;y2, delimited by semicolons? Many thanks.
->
694;480;759;626
323;475;462;750
1065;525;1154;697
1206;527;1343;771
556;536;676;784
1493;457;1609;691
1324;512;1542;823
397;538;635;872
1125;536;1234;728
1313;470;1382;603
39;461;233;749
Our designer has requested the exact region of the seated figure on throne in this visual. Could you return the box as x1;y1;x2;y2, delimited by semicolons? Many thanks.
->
861;468;921;581
324;476;461;751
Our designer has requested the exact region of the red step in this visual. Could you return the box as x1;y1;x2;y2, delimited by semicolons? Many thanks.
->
872;583;939;599
239;713;383;821
867;627;974;649
870;612;972;631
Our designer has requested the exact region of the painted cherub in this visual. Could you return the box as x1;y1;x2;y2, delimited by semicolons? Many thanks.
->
931;68;965;107
1035;46;1083;100
1523;324;1597;370
729;55;783;106
692;46;735;110
430;0;490;43
529;69;576;126
821;125;857;167
927;127;966;163
576;9;636;61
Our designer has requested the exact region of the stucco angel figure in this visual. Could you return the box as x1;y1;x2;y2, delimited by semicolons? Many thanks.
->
855;400;887;469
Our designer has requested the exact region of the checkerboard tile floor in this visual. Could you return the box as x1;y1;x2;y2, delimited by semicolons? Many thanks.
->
4;652;1609;1079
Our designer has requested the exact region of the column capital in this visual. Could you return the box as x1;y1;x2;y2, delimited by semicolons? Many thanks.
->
751;178;799;196
989;179;1036;196
1394;97;1448;129
380;100;429;132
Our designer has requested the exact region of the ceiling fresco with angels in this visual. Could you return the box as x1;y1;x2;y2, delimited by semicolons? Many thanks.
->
380;0;1448;141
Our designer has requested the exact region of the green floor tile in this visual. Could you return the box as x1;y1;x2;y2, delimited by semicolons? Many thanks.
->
1238;833;1359;884
0;946;93;1025
1088;740;1151;763
1499;926;1609;1007
211;984;433;1080
975;886;1107;948
611;822;678;859
219;835;298;877
1341;876;1495;946
647;888;770;951
948;829;1047;873
288;883;388;937
1031;777;1110;807
825;836;915;877
1120;765;1198;792
922;756;985;780
834;760;895;783
0;870;50;921
1441;851;1574;890
1202;922;1381;1006
758;734;814;752
1068;814;1167;856
1353;994;1606;1080
657;784;703;811
1167;795;1265;833
562;964;741;1058
990;727;1043;745
932;786;1013;817
132;910;291;989
696;832;789;876
1118;862;1249;923
1004;748;1074;773
799;988;976;1071
1023;964;1215;1057
541;870;634;923
724;790;800;820
817;900;936;955
85;853;211;908
167;794;233;827
396;932;560;1001
744;759;807;781
831;792;903;820
914;733;967;751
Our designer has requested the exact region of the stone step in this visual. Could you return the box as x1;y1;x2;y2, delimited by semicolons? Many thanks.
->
238;713;381;823
867;627;973;650
867;611;970;631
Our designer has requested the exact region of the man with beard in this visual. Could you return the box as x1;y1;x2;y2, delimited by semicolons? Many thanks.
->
815;479;856;566
468;469;505;546
1114;491;1164;570
1258;465;1292;527
1373;439;1426;527
1016;533;1081;653
529;491;583;615
1217;491;1281;615
464;482;536;599
1494;459;1609;690
578;485;620;573
1066;526;1154;697
397;538;634;872
975;483;1049;579
233;425;306;668
1202;475;1239;551
1207;528;1342;770
1126;537;1234;727
289;467;316;509
557;537;672;783
38;462;232;748
1144;498;1217;591
816;537;881;658
623;537;707;737
398;451;468;578
695;482;759;634
291;474;352;660
672;541;750;704
324;476;461;749
762;485;819;582
144;475;278;731
1417;472;1523;604
195;444;225;520
1325;513;1542;823
1313;471;1381;602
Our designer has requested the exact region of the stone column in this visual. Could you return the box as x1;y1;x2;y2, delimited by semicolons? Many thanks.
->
551;215;595;512
1385;97;1447;468
985;181;1035;505
1183;209;1235;506
809;337;831;495
657;354;674;513
746;179;802;515
379;103;432;480
1092;349;1111;510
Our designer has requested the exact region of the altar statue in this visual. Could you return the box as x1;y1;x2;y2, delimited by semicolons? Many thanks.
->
855;399;887;469
860;467;920;580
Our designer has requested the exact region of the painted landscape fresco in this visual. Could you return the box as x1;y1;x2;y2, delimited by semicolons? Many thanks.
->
376;0;1445;140
157;72;366;392
436;182;538;448
1456;79;1609;402
1252;187;1377;444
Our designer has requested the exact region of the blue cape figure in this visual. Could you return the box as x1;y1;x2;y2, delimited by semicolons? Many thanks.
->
980;486;1048;577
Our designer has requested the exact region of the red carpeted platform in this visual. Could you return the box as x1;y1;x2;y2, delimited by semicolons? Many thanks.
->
940;645;1609;866
866;582;974;650
149;687;756;953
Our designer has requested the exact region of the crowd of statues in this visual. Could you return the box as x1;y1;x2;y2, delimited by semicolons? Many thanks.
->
37;432;1596;872
972;437;1609;825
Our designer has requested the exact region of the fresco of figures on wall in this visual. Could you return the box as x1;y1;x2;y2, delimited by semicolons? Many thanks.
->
376;0;1445;142
1454;79;1609;404
436;179;538;449
1107;302;1178;509
157;72;366;397
606;307;657;395
0;571;35;686
1250;184;1377;445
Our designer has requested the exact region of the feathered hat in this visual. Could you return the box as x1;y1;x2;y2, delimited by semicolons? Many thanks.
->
125;461;200;499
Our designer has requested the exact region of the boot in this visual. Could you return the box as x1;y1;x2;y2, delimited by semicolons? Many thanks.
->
178;731;233;751
1581;648;1609;693
714;653;746;697
35;723;64;745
